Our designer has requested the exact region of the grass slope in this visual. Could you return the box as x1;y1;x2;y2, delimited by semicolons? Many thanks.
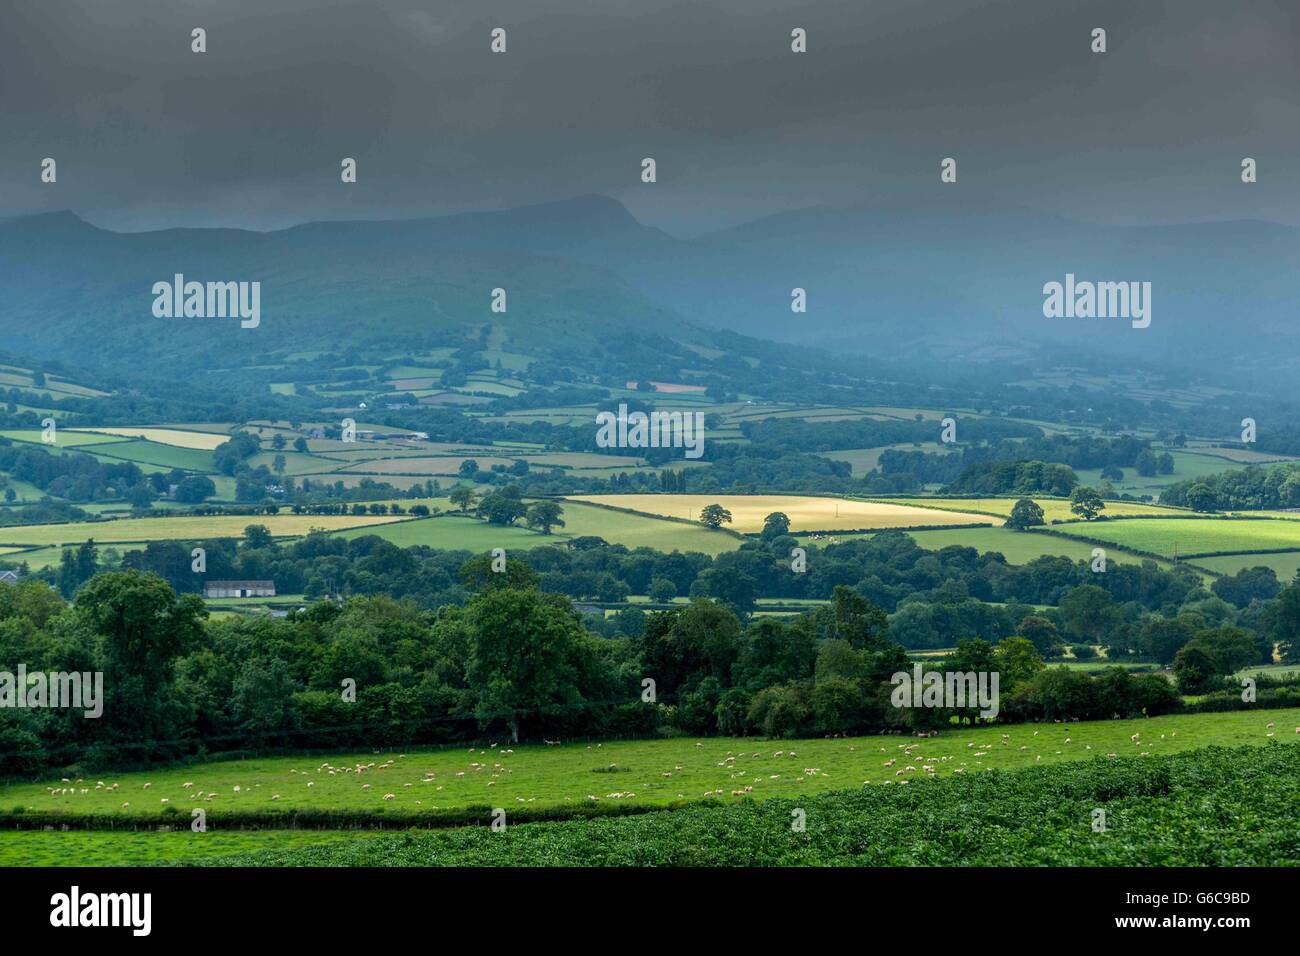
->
194;742;1300;866
5;707;1293;824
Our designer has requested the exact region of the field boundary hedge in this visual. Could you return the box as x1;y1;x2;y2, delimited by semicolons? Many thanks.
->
0;797;695;833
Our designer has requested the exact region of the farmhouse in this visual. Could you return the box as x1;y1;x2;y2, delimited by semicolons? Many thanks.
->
0;570;22;584
203;580;276;599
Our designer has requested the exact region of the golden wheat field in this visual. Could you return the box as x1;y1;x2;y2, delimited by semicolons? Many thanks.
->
566;494;998;532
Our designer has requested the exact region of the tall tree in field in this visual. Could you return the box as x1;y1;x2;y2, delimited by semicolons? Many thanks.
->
449;485;476;512
58;539;99;598
760;512;791;540
74;571;206;758
525;500;565;534
1069;486;1105;521
699;503;733;529
1005;498;1045;530
464;587;596;740
1266;583;1300;663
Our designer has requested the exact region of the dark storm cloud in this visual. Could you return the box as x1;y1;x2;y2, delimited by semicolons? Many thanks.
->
3;0;1298;233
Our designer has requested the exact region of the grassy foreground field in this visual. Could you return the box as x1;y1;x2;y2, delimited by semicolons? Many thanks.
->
0;829;355;866
194;742;1300;866
6;707;1294;825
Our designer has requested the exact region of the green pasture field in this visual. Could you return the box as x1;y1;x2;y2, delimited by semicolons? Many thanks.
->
1051;517;1300;558
83;440;216;472
8;547;63;569
454;381;523;397
1189;551;1300;580
160;423;236;435
518;452;645;469
245;451;338;475
822;443;954;478
0;513;411;549
902;527;1104;562
479;349;535;371
0;478;55;502
333;503;740;556
795;525;1184;572
5;707;1292;827
0;430;123;447
1073;450;1245;496
193;742;1300;867
1;433;217;471
1236;663;1300;680
333;515;549;550
552;501;739;553
321;456;521;476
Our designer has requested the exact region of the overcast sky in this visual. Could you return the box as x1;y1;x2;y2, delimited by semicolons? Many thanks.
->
3;0;1298;234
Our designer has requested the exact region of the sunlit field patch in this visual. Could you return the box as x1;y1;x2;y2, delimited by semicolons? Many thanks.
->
68;427;232;450
568;494;995;532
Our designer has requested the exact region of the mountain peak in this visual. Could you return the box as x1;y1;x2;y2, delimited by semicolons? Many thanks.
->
1;210;91;231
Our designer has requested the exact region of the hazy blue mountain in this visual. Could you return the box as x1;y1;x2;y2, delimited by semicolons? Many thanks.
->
0;206;693;369
3;197;1296;389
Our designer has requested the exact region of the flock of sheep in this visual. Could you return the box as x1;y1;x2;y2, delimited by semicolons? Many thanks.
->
31;719;1298;812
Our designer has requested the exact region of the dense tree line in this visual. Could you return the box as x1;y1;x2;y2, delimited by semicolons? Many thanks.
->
63;516;1300;673
0;571;1203;776
1159;461;1300;511
0;440;158;504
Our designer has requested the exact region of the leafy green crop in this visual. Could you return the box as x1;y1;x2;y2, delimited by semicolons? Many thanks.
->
193;742;1300;867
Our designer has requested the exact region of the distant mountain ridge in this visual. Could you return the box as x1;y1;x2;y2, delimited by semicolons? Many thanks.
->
2;197;1297;386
